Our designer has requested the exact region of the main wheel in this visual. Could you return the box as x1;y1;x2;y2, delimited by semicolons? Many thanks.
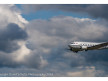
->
85;50;88;51
74;51;78;53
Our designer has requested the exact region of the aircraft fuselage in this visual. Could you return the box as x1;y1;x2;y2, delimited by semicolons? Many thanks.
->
68;42;108;53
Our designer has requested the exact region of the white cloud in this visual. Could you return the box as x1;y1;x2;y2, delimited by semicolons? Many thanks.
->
0;5;28;28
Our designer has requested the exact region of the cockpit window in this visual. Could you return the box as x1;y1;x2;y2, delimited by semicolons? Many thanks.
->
71;43;74;44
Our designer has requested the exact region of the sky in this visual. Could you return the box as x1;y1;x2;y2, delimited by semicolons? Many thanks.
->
0;4;108;77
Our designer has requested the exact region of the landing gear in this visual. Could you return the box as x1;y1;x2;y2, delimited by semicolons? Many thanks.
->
74;51;78;53
85;50;88;51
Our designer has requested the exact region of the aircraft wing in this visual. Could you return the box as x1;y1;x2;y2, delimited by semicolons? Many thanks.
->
87;42;108;50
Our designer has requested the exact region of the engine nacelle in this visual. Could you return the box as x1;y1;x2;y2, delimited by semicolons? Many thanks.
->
81;46;87;50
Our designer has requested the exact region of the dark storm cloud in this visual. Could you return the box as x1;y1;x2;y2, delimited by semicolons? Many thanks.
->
0;23;28;53
0;22;45;70
22;4;108;20
57;4;108;19
0;23;47;70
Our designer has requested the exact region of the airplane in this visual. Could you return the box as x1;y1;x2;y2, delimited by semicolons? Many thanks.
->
68;41;108;53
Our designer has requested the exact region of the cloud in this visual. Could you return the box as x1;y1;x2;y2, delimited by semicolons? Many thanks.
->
0;4;108;77
0;52;19;68
0;5;28;28
0;23;28;53
67;66;96;77
22;4;108;20
22;52;48;69
0;51;48;69
26;16;108;43
0;5;47;70
25;16;108;76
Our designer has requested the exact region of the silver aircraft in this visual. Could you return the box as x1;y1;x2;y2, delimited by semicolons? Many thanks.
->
68;41;108;53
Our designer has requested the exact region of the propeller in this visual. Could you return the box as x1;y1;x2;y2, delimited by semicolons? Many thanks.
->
65;46;72;51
